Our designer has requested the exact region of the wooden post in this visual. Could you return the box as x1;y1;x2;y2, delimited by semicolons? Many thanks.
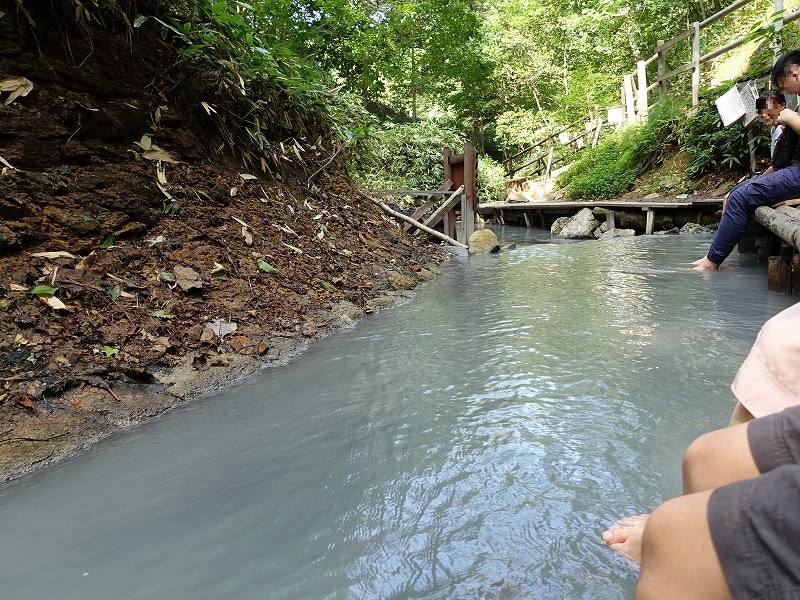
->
620;84;627;127
757;235;781;262
768;255;793;293
523;211;532;228
636;60;648;121
624;74;636;124
747;124;757;173
738;234;757;254
443;147;453;188
657;39;667;97
645;208;655;234
463;141;477;242
607;210;616;231
792;254;800;293
692;21;701;106
592;115;603;147
774;0;784;63
460;193;473;242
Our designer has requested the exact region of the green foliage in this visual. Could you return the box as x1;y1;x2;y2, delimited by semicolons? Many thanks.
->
559;98;683;199
680;94;765;179
101;346;120;358
138;0;335;166
29;283;58;298
559;137;639;200
349;120;463;196
257;260;277;273
477;155;507;203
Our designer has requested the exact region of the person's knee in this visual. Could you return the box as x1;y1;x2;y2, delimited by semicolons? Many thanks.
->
682;432;714;493
724;189;752;217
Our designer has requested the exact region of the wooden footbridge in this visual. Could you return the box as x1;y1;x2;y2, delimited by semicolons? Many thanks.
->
477;198;724;234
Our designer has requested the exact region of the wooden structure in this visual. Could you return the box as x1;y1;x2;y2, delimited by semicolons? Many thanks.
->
478;198;723;234
623;0;800;123
443;142;477;243
503;112;606;179
504;0;800;189
371;141;478;245
753;204;800;294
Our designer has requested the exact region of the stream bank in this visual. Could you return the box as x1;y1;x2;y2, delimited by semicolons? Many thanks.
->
0;3;446;482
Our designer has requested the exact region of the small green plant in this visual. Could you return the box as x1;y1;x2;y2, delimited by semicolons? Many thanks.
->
559;98;684;200
29;283;58;298
257;260;277;273
680;91;770;179
101;345;119;358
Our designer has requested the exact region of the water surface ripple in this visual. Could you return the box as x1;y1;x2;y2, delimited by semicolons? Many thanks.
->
0;228;794;599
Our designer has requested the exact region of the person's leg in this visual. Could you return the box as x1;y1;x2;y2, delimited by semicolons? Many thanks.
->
695;165;800;269
604;406;800;564
603;420;757;562
634;490;732;600
728;401;754;426
682;420;759;494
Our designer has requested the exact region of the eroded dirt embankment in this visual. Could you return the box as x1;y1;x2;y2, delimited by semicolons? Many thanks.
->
0;5;447;482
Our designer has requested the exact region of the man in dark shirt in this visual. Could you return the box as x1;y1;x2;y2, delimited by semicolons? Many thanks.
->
693;51;800;270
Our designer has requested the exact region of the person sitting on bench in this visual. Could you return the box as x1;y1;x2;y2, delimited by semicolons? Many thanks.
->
693;52;800;271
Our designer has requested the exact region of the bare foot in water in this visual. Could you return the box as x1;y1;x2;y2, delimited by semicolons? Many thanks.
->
691;256;720;271
601;514;650;570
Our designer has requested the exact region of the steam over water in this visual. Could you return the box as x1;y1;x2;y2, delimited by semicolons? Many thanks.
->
0;227;794;599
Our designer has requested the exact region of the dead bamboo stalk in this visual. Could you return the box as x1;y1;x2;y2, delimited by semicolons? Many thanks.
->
357;189;469;249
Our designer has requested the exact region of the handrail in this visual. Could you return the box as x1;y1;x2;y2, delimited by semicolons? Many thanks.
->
699;0;753;28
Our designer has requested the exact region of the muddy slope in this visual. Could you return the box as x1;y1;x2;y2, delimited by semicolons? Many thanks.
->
0;4;446;482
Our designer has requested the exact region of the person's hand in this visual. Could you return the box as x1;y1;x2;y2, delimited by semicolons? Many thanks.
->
778;107;793;125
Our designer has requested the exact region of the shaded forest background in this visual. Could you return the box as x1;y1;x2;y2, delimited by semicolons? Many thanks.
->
5;0;800;200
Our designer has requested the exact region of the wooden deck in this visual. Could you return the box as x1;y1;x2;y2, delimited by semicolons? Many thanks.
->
478;197;724;234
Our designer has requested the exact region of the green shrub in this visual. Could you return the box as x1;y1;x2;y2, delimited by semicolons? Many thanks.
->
559;98;683;199
137;0;335;167
680;94;768;178
477;154;507;203
349;120;464;199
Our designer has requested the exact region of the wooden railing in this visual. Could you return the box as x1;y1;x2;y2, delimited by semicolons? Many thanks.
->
504;0;800;181
503;111;608;179
623;0;800;123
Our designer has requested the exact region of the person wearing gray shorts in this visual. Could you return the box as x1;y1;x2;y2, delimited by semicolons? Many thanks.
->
603;406;800;599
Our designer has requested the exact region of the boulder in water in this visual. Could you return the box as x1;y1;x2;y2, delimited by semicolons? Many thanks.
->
680;222;712;234
557;208;600;239
551;216;571;236
468;229;501;254
599;228;636;238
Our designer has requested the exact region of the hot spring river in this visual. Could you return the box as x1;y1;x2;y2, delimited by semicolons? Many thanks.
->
0;227;795;599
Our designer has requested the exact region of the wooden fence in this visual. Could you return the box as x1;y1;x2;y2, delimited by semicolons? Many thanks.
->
502;111;608;179
623;0;800;122
505;0;800;181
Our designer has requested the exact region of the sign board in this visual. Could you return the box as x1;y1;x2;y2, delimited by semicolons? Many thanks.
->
715;85;745;127
607;106;624;125
738;82;758;126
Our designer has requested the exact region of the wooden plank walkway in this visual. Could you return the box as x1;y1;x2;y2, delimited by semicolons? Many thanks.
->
478;197;724;234
478;197;723;211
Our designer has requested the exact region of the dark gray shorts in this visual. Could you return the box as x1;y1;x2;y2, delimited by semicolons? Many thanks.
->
708;406;800;600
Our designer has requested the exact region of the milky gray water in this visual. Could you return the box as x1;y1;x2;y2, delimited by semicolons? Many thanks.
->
0;227;795;600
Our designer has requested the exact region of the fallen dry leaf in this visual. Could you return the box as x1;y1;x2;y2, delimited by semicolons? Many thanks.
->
0;76;34;105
